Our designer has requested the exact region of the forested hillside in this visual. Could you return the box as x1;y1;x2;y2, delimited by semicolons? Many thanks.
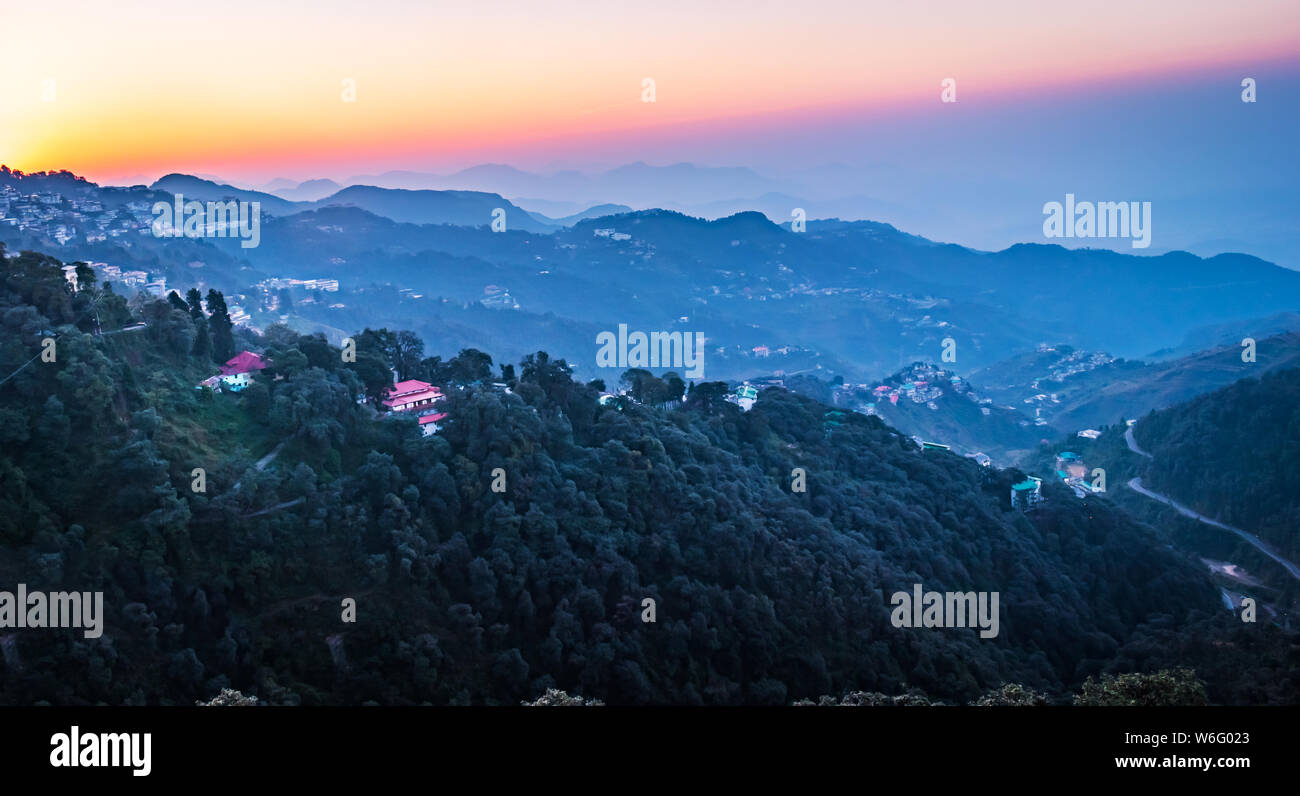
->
1135;368;1300;561
1;244;1295;705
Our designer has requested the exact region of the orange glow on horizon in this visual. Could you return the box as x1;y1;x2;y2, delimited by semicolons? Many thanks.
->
3;0;1297;182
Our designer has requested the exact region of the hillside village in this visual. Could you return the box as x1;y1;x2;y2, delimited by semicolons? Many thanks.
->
972;343;1118;427
721;369;1102;509
197;350;450;436
833;362;983;415
0;176;157;245
54;260;347;337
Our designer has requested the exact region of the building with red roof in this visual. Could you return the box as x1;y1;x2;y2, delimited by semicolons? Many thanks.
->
418;412;449;437
220;351;268;376
382;379;445;413
216;351;268;391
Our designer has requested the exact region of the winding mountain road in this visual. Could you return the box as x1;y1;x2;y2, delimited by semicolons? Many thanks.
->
242;497;304;519
1124;424;1153;459
231;441;286;491
1125;423;1300;583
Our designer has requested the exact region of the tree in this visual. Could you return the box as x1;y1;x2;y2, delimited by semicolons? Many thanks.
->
96;283;133;331
393;331;425;381
521;688;603;706
448;348;492;384
663;372;686;404
166;291;190;313
797;691;939;706
350;351;395;405
197;688;259;706
142;300;196;355
353;328;425;381
185;288;205;324
685;381;731;415
205;289;235;364
191;317;211;360
520;351;578;408
73;262;96;292
972;684;1049;706
620;369;656;403
1073;670;1209;706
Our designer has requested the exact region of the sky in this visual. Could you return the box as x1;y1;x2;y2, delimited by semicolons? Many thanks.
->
2;0;1297;262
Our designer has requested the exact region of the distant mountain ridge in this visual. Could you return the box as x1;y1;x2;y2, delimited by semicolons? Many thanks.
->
10;167;1300;393
150;174;553;231
151;173;298;214
270;178;342;202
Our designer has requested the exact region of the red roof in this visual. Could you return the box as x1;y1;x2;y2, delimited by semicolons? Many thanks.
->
382;379;444;409
418;412;448;424
388;379;433;397
220;351;268;376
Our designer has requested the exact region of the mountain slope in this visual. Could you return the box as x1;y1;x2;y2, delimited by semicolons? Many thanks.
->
271;178;343;202
971;333;1300;432
304;185;553;232
4;243;1268;705
149;174;553;231
1133;366;1300;561
151;173;298;215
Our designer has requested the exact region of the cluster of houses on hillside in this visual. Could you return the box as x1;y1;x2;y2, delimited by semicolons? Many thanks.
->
1031;345;1115;382
835;363;988;416
58;262;266;330
0;183;157;244
1021;392;1059;426
1053;450;1103;499
1005;346;1117;427
195;352;449;437
1012;449;1104;509
479;284;520;310
58;261;168;298
260;277;339;293
747;344;803;359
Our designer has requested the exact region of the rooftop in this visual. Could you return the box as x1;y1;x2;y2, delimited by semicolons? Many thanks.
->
389;379;435;396
382;380;444;409
219;351;267;376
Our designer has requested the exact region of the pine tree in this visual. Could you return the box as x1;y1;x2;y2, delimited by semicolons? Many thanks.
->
185;287;205;324
192;316;211;359
205;289;235;364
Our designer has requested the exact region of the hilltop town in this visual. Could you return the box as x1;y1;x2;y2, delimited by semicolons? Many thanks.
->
0;175;156;245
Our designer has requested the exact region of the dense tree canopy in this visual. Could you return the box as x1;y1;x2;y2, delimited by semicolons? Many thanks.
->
1136;368;1300;560
1;245;1296;706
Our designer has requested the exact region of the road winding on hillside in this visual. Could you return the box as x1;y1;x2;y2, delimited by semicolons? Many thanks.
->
1125;423;1300;583
231;441;287;492
1124;424;1153;459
